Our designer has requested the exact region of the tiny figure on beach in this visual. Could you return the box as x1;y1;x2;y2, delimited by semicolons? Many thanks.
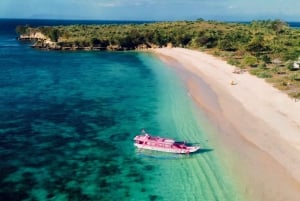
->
230;80;237;85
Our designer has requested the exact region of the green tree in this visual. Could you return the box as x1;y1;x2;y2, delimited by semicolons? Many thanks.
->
271;20;289;33
243;55;258;67
246;35;268;52
261;55;271;63
152;30;165;46
218;33;238;51
119;36;134;49
16;25;29;35
90;38;101;46
49;29;60;42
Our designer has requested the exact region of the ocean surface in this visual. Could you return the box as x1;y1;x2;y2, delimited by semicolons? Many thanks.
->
4;18;299;201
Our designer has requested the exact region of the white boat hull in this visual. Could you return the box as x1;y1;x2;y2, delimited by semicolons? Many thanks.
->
134;143;199;154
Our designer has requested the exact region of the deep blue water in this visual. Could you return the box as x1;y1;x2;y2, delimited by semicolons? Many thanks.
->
230;21;300;28
0;19;163;201
288;22;300;28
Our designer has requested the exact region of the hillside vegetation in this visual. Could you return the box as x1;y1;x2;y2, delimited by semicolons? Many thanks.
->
16;20;300;98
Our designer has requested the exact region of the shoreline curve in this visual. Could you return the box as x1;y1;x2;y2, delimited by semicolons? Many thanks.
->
153;47;300;201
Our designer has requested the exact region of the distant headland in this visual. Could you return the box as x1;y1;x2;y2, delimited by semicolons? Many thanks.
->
16;20;300;98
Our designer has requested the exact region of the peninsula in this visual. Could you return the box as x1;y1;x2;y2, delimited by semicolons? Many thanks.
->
16;20;300;99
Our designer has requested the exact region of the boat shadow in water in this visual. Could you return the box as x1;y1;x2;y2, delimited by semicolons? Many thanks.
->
135;148;213;160
194;148;213;154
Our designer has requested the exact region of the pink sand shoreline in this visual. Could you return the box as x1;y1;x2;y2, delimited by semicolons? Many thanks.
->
153;47;300;201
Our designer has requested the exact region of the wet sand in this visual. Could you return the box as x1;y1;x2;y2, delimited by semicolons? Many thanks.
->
154;48;300;201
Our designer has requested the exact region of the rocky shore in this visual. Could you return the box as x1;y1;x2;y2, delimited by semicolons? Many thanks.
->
18;32;153;51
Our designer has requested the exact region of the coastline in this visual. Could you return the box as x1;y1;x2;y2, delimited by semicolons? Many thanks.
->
153;47;300;201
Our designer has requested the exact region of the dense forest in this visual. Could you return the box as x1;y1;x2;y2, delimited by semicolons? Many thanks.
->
16;20;300;98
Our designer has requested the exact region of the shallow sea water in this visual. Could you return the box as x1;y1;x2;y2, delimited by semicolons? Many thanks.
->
0;19;242;201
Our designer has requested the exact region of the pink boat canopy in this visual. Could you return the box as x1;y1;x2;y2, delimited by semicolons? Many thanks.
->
134;130;200;154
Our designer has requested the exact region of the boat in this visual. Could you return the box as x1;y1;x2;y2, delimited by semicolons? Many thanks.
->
134;130;200;154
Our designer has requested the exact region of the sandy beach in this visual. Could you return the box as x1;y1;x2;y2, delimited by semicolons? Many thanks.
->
154;48;300;201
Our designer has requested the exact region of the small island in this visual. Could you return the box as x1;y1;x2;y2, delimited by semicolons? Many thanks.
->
16;20;300;99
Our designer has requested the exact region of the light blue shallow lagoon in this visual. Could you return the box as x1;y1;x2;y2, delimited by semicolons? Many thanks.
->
0;19;242;201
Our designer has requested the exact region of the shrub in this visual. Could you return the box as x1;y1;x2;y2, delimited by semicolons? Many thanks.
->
49;29;60;42
258;71;272;78
257;62;266;69
243;55;258;67
261;55;271;63
250;68;272;78
227;58;240;66
16;25;29;35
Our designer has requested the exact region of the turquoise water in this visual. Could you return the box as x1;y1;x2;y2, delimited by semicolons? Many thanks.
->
0;19;242;201
137;53;241;201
